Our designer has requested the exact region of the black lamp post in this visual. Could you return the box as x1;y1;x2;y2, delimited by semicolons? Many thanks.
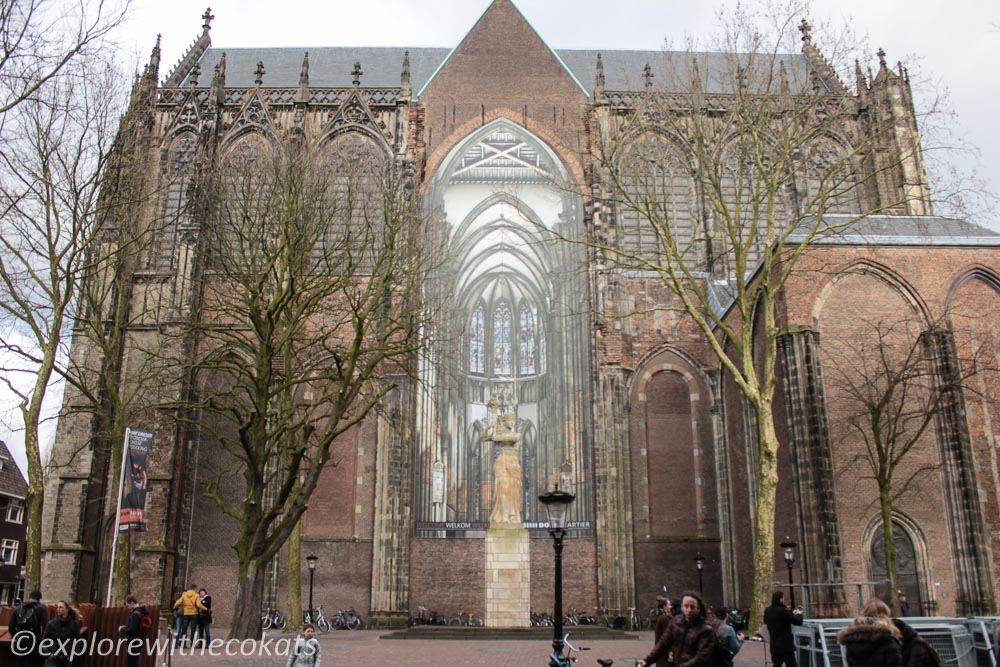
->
306;554;318;619
780;538;797;607
539;487;575;661
694;553;705;596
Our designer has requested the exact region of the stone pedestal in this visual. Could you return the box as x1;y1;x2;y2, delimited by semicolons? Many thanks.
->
485;523;531;628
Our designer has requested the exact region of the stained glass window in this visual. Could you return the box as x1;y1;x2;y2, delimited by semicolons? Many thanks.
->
493;303;512;376
469;306;485;374
519;305;536;375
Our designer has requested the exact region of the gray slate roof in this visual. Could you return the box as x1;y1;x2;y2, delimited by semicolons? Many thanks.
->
790;214;1000;245
0;441;28;499
189;46;810;96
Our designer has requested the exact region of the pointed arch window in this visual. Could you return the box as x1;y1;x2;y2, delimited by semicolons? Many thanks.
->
519;304;536;376
469;306;485;375
493;303;513;376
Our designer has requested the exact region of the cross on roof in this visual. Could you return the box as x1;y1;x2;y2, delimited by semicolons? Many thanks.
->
202;7;214;31
352;61;364;87
254;61;265;86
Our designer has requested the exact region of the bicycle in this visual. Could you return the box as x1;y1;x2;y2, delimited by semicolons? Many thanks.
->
333;607;364;630
549;633;614;667
448;610;484;626
261;607;286;630
627;607;645;631
303;605;331;632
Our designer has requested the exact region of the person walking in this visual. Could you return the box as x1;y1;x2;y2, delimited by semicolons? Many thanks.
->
40;600;81;667
172;583;207;646
639;591;716;667
837;598;902;667
764;591;803;667
651;595;673;667
119;595;152;667
195;587;212;647
713;606;746;667
8;590;48;667
287;624;322;667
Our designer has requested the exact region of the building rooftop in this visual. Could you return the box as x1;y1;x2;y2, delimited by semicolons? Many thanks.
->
0;441;28;499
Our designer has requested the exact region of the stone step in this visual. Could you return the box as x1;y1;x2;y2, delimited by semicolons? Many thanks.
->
379;625;641;641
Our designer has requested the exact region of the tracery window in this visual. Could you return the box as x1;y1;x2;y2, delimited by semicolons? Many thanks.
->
493;303;513;377
519;305;536;376
469;306;485;375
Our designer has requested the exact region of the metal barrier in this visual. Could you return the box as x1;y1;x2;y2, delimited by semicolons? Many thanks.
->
791;618;999;667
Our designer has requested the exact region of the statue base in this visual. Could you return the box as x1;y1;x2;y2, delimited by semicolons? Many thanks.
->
485;523;531;628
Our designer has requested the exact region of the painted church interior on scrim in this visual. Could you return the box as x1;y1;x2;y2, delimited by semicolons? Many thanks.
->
42;0;1000;625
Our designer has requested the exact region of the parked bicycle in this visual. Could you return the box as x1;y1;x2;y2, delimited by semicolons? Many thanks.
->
411;605;447;626
531;610;554;627
261;607;286;630
448;610;484;626
333;607;364;630
549;633;614;667
303;605;331;632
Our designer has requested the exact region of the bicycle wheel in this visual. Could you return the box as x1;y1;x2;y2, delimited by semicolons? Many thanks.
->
469;615;484;627
262;615;273;630
275;612;286;630
317;616;331;633
348;616;363;630
448;617;462;626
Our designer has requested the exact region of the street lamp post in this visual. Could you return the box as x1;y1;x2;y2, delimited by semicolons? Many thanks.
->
780;538;797;608
306;554;318;620
694;553;705;596
539;487;575;662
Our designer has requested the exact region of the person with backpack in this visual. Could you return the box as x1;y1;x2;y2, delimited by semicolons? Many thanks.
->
9;590;48;667
286;624;321;667
119;595;152;667
639;591;716;667
712;606;745;667
172;583;207;646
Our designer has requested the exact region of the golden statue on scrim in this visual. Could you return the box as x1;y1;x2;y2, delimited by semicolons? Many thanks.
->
482;397;523;525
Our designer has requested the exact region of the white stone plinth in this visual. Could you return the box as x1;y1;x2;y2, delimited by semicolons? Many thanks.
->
485;523;531;628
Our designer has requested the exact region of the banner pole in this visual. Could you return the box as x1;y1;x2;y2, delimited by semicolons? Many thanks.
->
106;428;131;607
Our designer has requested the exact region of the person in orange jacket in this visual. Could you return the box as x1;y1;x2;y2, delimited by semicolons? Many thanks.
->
173;583;207;646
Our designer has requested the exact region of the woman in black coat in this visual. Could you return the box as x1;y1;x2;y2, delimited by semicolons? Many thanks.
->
41;600;81;667
838;599;903;667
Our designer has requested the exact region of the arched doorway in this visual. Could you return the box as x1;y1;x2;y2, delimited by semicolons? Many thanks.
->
870;524;923;615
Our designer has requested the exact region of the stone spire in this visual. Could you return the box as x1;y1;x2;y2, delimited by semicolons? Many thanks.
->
210;52;226;108
296;52;310;104
643;63;653;90
400;50;411;101
593;53;605;104
189;62;200;87
254;61;265;87
352;61;364;87
798;16;848;95
854;59;868;108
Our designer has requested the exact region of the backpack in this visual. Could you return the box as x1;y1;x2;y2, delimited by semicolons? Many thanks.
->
12;601;41;634
135;608;153;638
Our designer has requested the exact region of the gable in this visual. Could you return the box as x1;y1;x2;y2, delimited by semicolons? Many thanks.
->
420;0;587;102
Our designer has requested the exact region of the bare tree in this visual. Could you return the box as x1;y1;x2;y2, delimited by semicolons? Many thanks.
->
825;316;995;614
589;2;928;627
184;134;427;639
0;53;135;591
0;0;129;117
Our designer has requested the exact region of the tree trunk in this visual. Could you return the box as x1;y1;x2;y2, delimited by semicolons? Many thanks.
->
748;399;780;632
229;558;268;639
879;487;900;615
287;519;302;629
112;533;132;604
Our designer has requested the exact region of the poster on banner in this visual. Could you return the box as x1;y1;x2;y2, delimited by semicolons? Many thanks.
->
118;429;154;532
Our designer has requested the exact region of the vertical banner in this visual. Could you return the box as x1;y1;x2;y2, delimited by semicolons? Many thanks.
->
117;429;154;532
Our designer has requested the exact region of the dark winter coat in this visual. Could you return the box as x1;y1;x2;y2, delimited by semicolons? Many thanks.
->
41;614;82;659
7;598;48;637
892;619;943;667
652;612;674;667
837;618;903;667
764;603;803;655
643;613;716;667
121;606;151;638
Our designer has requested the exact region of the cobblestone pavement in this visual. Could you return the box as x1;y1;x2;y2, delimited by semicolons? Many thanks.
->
163;630;773;667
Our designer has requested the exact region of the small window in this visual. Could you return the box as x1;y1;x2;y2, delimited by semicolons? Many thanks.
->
6;499;23;524
0;539;17;565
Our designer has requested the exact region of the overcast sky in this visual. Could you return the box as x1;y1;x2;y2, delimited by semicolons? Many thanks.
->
2;0;997;477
